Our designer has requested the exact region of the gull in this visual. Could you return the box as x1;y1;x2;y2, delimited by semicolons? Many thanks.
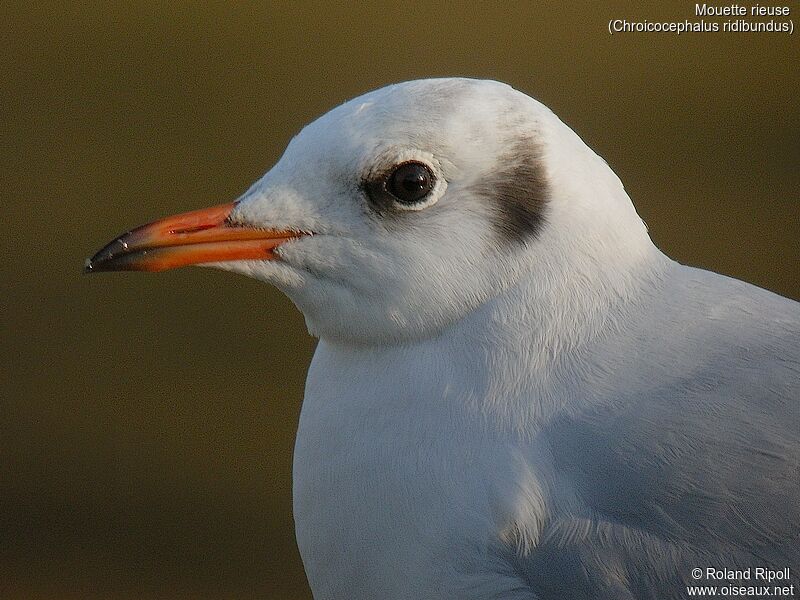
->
86;78;799;599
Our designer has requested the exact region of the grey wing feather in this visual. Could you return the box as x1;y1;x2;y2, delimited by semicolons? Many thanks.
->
519;265;800;599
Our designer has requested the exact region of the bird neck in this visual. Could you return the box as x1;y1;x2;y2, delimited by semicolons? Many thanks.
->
420;247;668;434
317;231;671;436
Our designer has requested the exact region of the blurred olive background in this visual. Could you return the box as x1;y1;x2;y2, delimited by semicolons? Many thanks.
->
2;2;797;598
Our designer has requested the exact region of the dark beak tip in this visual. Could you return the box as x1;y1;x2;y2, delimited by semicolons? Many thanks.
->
84;247;118;273
84;237;128;274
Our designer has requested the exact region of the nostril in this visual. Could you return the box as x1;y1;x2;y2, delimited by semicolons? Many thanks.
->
170;224;218;235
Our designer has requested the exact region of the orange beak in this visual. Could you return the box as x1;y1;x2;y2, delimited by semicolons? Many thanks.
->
84;202;306;273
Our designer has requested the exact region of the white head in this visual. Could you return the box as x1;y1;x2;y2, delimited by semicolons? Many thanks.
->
87;78;658;345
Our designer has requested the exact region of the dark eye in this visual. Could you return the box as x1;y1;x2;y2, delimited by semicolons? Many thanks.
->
386;162;434;204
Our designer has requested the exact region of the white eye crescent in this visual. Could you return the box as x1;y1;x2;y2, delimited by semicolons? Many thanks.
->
363;151;447;212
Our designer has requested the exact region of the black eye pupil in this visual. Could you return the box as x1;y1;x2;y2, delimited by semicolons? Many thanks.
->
387;163;433;204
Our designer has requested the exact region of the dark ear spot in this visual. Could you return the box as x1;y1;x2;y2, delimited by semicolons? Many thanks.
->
470;136;549;246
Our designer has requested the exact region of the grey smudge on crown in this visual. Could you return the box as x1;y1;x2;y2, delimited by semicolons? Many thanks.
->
470;134;550;246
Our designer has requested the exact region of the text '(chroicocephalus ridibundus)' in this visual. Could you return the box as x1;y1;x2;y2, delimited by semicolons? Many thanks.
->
86;79;799;599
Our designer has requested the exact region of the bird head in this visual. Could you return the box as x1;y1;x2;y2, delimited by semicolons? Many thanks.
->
86;79;653;344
